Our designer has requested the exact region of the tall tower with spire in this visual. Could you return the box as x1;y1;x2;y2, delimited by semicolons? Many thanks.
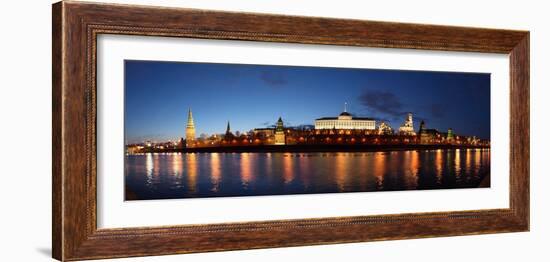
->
185;108;195;146
274;117;286;145
224;120;235;140
225;121;231;136
398;112;416;135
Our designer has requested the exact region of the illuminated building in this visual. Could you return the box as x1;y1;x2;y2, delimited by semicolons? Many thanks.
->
126;144;144;154
418;120;441;144
185;108;196;147
398;113;416;135
314;103;376;130
253;128;275;137
446;128;455;142
138;108;491;153
275;117;286;145
378;122;393;135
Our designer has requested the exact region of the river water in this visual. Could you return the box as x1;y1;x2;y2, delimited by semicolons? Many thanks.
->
124;149;490;200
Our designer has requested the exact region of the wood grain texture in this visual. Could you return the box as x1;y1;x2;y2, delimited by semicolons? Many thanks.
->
52;1;530;261
509;35;530;226
52;2;63;260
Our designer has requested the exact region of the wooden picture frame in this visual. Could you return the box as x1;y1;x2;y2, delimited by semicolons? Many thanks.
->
52;1;529;261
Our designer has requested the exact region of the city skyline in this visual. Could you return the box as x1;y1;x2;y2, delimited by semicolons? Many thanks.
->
124;60;490;143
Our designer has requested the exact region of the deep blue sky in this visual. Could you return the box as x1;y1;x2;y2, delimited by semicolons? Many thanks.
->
125;60;490;143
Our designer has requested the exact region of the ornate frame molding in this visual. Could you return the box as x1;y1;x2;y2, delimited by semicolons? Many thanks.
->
53;1;529;260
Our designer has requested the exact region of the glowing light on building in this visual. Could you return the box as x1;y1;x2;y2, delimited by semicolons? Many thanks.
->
315;103;376;130
398;113;416;135
275;117;286;145
185;108;196;147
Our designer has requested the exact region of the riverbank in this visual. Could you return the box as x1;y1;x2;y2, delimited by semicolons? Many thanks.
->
138;144;489;154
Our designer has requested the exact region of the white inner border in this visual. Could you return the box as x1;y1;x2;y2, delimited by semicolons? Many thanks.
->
97;34;509;229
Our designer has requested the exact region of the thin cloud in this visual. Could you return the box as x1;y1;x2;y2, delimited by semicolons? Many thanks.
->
260;71;288;87
358;90;405;118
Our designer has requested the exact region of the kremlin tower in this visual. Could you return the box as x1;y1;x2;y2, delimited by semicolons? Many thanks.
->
274;117;286;145
185;108;195;147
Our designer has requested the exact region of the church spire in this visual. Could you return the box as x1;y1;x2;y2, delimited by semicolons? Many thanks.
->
226;121;231;135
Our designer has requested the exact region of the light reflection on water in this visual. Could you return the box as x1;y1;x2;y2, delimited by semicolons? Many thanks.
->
210;153;221;192
125;149;491;200
435;149;443;185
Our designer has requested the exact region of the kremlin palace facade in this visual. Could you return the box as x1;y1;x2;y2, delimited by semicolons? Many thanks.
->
314;110;376;131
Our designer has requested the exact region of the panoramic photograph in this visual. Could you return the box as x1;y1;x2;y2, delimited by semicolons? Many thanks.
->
124;60;491;201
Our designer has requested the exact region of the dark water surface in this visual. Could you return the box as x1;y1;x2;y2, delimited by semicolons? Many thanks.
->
125;149;490;200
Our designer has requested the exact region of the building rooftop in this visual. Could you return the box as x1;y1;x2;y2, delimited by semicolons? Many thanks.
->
316;116;375;121
420;129;441;134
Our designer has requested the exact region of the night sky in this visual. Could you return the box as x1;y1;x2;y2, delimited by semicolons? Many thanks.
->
124;60;490;144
